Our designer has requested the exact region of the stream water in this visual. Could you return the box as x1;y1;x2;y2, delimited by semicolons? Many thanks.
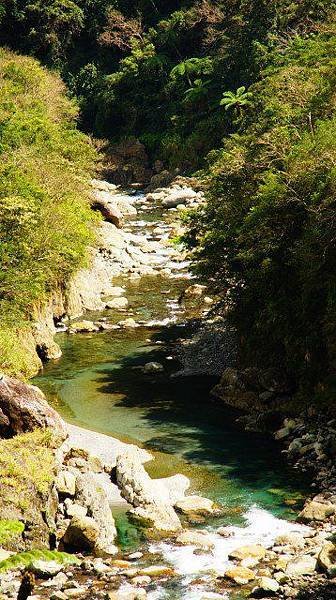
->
34;194;309;599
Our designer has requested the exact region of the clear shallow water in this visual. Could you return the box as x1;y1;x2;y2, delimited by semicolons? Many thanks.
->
34;274;308;519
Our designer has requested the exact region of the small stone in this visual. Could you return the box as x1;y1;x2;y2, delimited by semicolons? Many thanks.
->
128;552;143;560
118;318;139;328
175;495;216;517
225;566;255;584
318;542;336;576
106;297;129;309
50;593;67;600
217;527;233;538
254;576;279;594
138;565;174;577
143;362;164;373
131;575;151;585
229;544;266;561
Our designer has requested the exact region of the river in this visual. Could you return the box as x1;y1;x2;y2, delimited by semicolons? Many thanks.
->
34;191;309;599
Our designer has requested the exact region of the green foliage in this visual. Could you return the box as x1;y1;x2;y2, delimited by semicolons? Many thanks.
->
0;549;79;572
0;50;97;377
188;25;336;401
220;86;253;112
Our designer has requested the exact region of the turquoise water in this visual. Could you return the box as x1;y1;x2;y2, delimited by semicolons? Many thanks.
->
34;274;308;522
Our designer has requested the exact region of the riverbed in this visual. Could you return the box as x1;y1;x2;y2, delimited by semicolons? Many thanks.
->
34;193;309;598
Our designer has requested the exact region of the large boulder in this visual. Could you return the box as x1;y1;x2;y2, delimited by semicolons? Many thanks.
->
63;515;100;550
0;375;67;439
298;499;335;522
74;472;118;555
115;448;182;534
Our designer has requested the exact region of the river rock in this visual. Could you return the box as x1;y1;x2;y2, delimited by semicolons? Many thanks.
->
74;472;118;555
298;500;335;522
138;565;174;577
118;318;139;329
70;320;100;333
175;495;217;517
285;554;317;577
106;297;129;309
274;532;306;550
224;566;255;584
161;188;197;208
176;530;215;549
251;576;279;596
0;374;67;439
31;560;63;578
228;544;266;561
143;362;164;373
107;589;147;600
317;542;336;575
115;448;182;533
63;515;100;550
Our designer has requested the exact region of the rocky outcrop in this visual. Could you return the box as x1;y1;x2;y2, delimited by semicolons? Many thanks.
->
0;375;67;439
101;139;152;185
115;448;183;534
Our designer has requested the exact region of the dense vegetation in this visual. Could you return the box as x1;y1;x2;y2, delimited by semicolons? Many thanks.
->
0;50;97;377
0;1;335;405
186;22;336;404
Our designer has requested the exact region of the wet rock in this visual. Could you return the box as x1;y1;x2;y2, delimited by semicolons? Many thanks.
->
0;374;67;439
299;500;335;522
274;533;306;550
229;545;266;562
107;588;147;600
138;565;174;577
115;448;182;534
285;555;317;577
217;527;234;538
69;321;100;333
175;495;217;517
143;362;164;373
224;565;255;584
118;318;139;329
176;530;215;549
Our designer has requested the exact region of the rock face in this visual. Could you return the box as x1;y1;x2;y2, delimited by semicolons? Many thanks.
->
0;375;67;439
115;448;183;534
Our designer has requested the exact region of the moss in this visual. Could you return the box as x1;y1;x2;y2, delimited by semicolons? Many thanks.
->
0;430;56;550
0;549;79;573
0;521;24;545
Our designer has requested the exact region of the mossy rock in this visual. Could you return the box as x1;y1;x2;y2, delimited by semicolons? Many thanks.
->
0;520;24;545
0;549;79;573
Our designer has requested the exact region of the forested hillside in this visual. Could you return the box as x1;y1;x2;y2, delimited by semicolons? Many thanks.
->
0;0;335;405
0;50;96;377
